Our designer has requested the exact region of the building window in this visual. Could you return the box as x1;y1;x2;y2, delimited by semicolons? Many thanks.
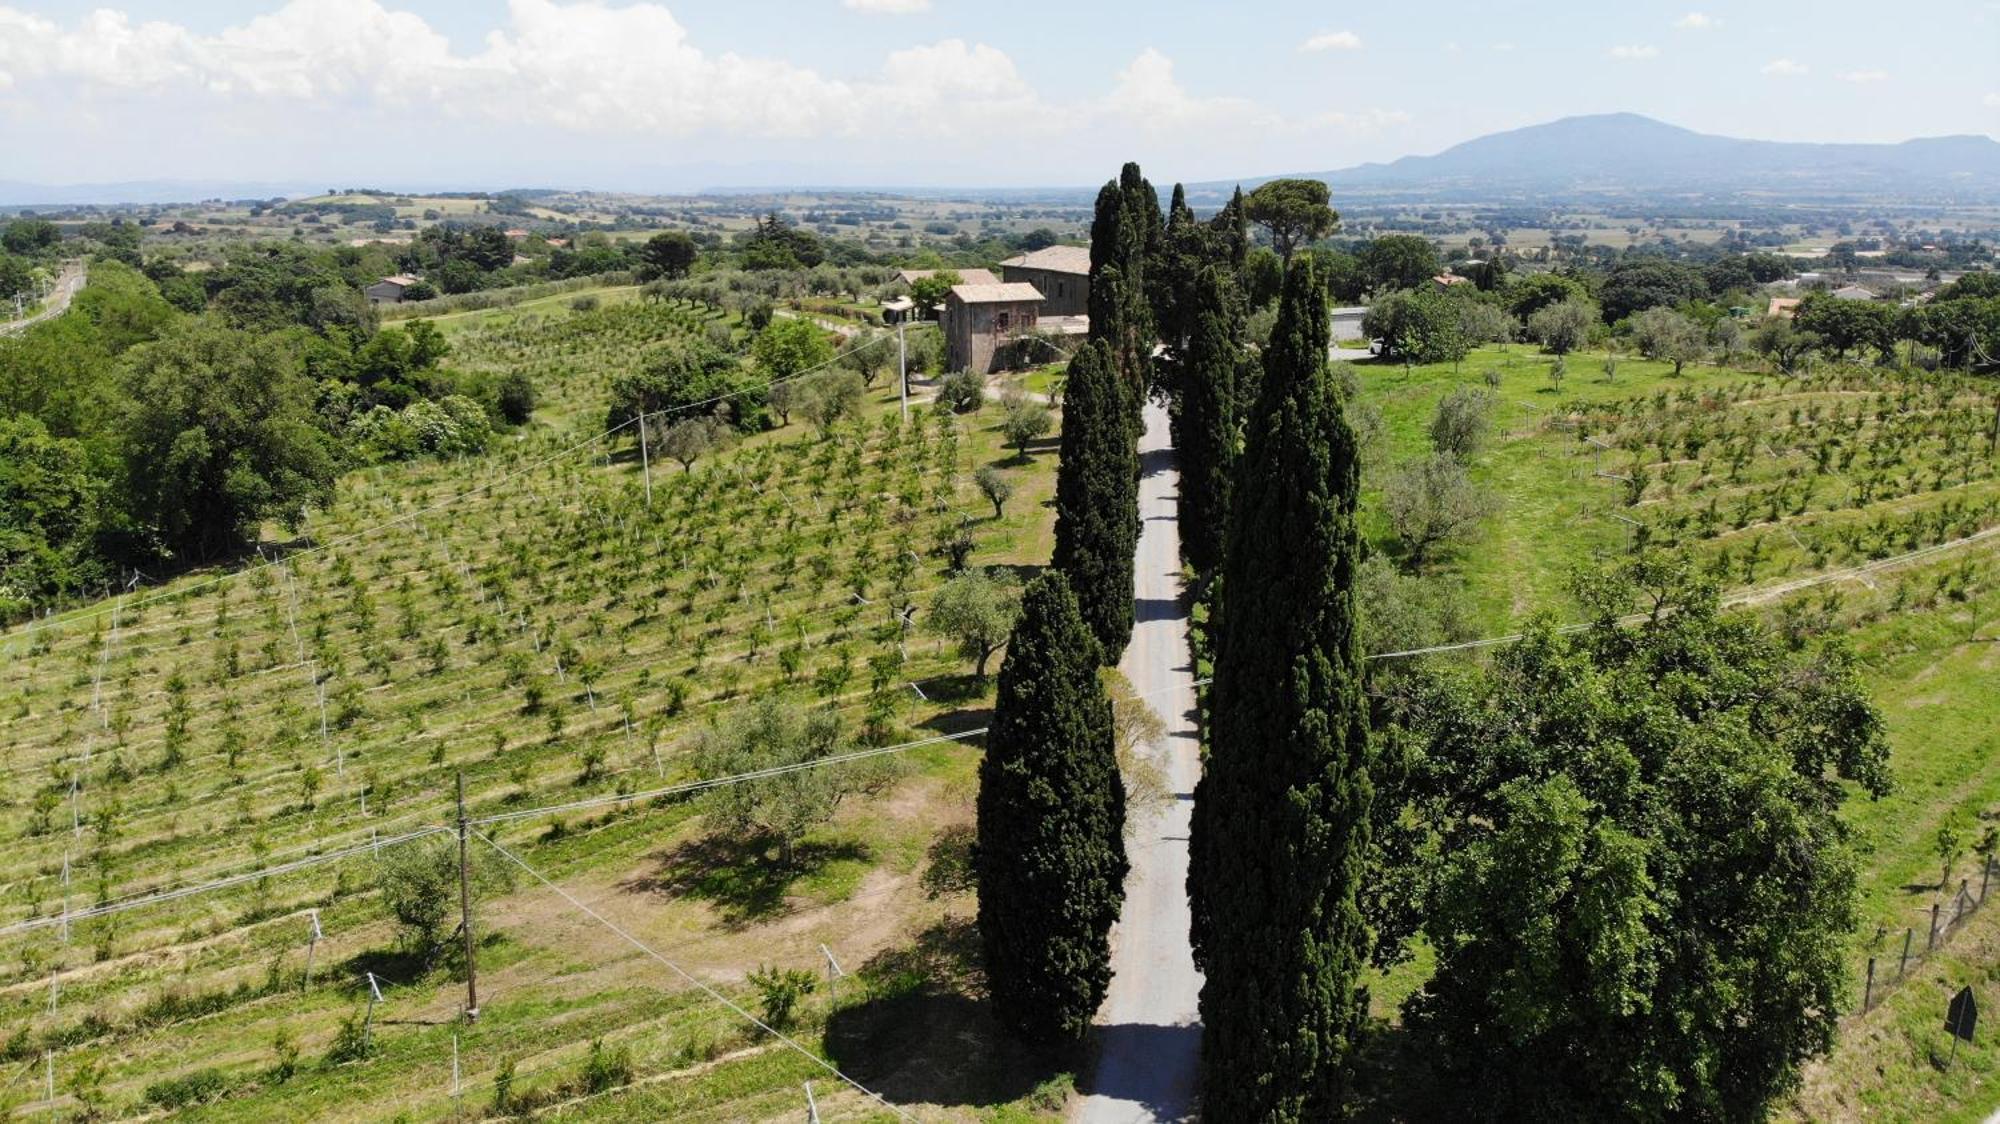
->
1057;280;1066;299
994;310;1011;332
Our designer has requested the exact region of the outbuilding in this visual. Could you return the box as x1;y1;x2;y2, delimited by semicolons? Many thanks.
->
365;274;420;304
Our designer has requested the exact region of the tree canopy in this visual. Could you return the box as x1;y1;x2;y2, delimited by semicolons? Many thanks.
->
1245;178;1339;263
1376;559;1890;1121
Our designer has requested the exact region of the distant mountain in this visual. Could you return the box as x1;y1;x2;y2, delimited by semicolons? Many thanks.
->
1197;113;2000;202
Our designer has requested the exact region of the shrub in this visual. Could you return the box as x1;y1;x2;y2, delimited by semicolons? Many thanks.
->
580;1038;634;1094
937;370;986;413
747;965;819;1030
143;1068;231;1110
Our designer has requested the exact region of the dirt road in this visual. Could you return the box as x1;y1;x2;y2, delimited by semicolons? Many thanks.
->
1;259;85;336
1074;398;1204;1123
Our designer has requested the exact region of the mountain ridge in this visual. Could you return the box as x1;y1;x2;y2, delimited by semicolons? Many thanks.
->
1199;112;2000;201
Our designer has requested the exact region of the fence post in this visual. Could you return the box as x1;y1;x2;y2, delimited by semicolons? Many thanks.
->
1983;855;1992;903
1864;957;1876;1011
1900;927;1913;977
1929;902;1941;950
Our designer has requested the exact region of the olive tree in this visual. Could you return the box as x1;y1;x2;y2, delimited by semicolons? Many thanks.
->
926;568;1020;678
1385;453;1495;568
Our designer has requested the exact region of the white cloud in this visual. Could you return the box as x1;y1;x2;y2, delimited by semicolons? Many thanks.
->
1491;41;1516;52
1608;45;1660;60
1985;92;2000;108
842;0;930;12
1100;47;1270;132
0;0;1402;184
1839;69;1889;83
1674;12;1716;29
0;0;1039;139
1762;57;1810;77
1300;30;1362;52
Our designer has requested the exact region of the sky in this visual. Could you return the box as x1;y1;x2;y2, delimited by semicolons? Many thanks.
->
0;0;1995;193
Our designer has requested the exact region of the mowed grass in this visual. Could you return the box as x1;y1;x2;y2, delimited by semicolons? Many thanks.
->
0;305;1067;1119
1349;345;2000;1120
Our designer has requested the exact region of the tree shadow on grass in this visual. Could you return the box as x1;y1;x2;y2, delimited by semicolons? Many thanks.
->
621;833;870;928
823;916;1070;1108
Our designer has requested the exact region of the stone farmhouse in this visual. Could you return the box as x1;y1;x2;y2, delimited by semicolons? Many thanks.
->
999;245;1090;316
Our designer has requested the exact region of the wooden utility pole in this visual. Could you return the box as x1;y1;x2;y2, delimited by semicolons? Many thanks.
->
897;321;909;424
457;772;480;1021
638;411;654;509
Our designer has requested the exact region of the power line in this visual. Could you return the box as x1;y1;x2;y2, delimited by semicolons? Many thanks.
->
0;826;448;939
473;828;917;1122
470;728;986;828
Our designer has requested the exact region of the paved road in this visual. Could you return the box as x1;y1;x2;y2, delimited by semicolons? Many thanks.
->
1075;399;1204;1123
0;260;86;336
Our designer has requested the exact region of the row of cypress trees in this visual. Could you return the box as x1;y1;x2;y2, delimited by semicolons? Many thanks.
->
976;163;1376;1124
974;164;1162;1045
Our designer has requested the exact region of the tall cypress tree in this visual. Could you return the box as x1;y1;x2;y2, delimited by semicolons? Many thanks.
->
1210;185;1250;278
1052;340;1139;659
1188;259;1373;1120
1176;266;1241;580
976;571;1129;1045
1088;163;1162;427
1153;183;1202;363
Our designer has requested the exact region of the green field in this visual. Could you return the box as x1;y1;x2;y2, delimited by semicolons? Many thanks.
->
0;301;1066;1120
1347;345;2000;1120
4;302;1998;1119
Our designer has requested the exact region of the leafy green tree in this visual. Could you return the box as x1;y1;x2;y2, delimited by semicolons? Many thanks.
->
1380;559;1891;1120
1796;292;1894;360
375;837;458;962
998;394;1053;456
1363;288;1468;365
1385;453;1494;568
1360;234;1440;293
120;323;338;560
925;568;1019;678
1245;178;1339;263
1752;318;1820;373
1629;307;1708;375
974;464;1013;518
752;317;836;381
1505;272;1588;320
494;370;536;425
638;230;697;281
0;415;101;608
1527;297;1597;355
693;699;885;867
1189;257;1373;1118
606;336;764;433
1428;385;1495;459
1599;259;1707;324
2;219;59;255
1051;340;1138;660
798;369;865;434
976;572;1128;1044
907;270;961;313
0;254;31;302
1175;266;1242;579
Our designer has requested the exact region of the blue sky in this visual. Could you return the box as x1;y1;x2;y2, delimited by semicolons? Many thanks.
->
0;0;1994;191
